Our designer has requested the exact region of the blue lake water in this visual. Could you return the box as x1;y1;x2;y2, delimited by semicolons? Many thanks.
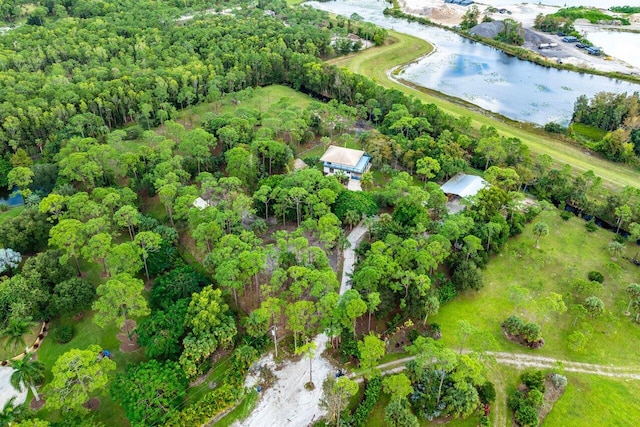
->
0;187;24;207
307;0;640;126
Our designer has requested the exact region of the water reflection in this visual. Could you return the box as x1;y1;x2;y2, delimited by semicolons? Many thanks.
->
307;0;640;125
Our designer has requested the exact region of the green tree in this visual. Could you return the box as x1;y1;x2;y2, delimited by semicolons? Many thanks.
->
625;283;640;314
532;222;549;248
583;296;604;318
357;334;385;380
134;231;162;281
48;219;86;275
10;352;45;401
384;399;419;427
320;376;358;426
92;273;150;341
295;339;317;387
137;300;188;361
180;286;237;378
382;373;413;401
113;205;140;241
106;242;143;276
462;235;483;261
2;317;36;351
366;291;381;332
7;166;34;199
45;345;116;411
111;360;188;426
82;232;112;275
422;295;440;325
286;300;316;352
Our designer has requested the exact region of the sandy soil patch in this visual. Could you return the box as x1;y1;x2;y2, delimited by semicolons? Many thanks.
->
236;334;336;427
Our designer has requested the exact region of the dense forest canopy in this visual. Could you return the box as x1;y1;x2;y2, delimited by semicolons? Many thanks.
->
1;0;640;425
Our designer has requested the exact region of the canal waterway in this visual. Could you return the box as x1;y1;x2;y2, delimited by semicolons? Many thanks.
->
307;0;640;126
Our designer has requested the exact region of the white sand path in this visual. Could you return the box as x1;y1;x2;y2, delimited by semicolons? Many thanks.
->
236;221;370;427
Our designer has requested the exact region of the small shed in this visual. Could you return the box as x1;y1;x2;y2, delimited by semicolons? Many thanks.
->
440;173;488;199
193;197;209;210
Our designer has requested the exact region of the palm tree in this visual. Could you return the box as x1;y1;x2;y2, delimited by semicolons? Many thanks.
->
10;352;45;401
0;397;27;425
2;317;36;351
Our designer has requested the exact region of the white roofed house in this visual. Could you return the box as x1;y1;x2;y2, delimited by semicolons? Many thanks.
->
320;145;371;181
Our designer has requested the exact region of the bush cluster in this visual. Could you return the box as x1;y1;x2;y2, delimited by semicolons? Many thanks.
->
342;376;382;427
502;316;544;348
508;370;547;427
52;325;74;344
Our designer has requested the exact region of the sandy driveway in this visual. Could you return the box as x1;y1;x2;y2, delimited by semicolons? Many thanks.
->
237;221;370;426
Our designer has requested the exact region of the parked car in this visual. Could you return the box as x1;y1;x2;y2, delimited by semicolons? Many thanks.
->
576;43;587;48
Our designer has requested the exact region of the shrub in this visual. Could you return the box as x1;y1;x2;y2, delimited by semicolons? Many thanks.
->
515;404;539;427
477;381;496;404
550;373;568;389
544;122;567;134
560;210;572;221
521;322;542;344
53;325;74;343
587;271;604;283
344;376;382;427
585;219;598;232
503;315;524;336
521;370;546;393
437;281;458;303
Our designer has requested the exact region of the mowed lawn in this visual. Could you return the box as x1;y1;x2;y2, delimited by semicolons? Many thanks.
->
329;30;640;190
546;373;640;426
431;208;640;365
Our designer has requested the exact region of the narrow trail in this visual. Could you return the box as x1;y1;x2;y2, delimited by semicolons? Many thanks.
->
355;351;640;382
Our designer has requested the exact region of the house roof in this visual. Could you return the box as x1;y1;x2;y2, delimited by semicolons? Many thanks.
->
440;173;488;198
320;145;366;168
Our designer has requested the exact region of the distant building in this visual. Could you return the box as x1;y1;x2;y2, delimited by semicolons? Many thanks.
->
440;173;488;199
320;145;371;180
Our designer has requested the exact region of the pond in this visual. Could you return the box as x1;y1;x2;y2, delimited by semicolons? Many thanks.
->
0;187;24;208
307;0;640;126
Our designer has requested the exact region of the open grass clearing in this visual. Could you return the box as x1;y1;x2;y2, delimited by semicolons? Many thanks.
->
545;372;640;426
329;30;640;190
431;208;640;366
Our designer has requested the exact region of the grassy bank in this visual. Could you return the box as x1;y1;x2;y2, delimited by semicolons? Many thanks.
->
328;31;640;190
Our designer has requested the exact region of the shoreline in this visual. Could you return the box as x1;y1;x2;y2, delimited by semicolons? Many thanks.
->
393;0;640;81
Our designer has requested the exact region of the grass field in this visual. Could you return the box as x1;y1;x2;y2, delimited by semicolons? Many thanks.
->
546;373;640;426
431;208;640;365
328;31;640;190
